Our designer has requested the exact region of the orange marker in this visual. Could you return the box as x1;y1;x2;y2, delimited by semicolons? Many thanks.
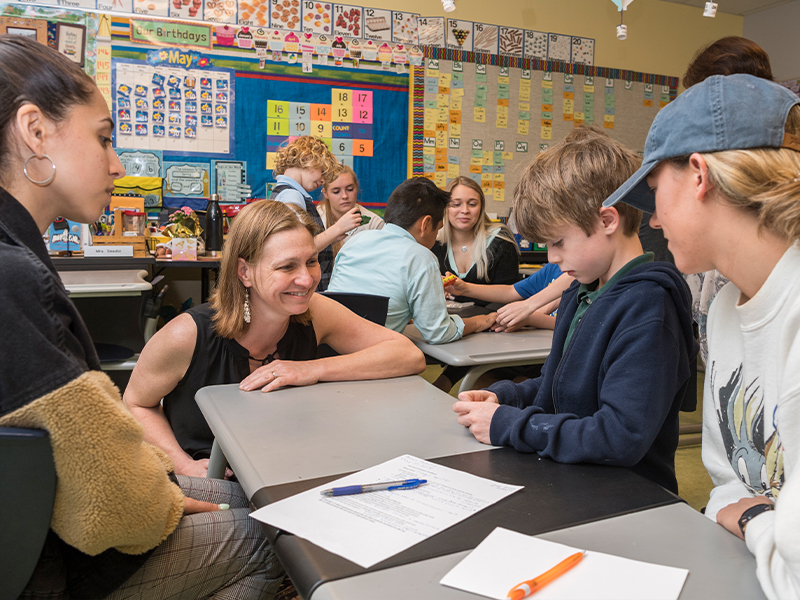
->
506;551;585;600
442;274;458;286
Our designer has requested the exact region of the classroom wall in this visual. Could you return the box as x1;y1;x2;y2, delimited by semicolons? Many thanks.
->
744;0;800;81
374;0;741;80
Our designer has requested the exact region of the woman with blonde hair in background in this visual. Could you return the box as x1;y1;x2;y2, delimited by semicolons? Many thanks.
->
434;176;519;305
318;163;384;257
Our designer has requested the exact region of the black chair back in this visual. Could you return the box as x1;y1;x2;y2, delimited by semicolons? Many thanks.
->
0;427;56;600
317;292;390;358
321;292;389;326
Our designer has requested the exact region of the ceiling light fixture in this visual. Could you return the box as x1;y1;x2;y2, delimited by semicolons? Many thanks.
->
611;0;634;40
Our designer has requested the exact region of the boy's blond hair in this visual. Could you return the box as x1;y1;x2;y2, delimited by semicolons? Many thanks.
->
513;126;643;242
273;136;338;180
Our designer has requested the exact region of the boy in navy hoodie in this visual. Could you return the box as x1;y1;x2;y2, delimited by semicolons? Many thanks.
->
453;127;698;493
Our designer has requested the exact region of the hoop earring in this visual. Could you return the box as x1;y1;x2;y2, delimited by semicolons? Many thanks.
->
23;154;56;186
243;288;251;324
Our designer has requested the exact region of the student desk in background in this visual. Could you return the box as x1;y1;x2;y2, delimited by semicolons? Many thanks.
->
59;269;153;371
404;325;554;394
53;255;220;303
196;377;687;600
58;269;151;298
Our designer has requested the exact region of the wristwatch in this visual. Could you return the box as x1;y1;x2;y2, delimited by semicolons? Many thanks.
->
738;503;775;535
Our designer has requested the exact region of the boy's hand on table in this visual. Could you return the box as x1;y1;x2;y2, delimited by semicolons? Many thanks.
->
239;360;320;393
495;299;536;330
453;392;499;444
717;496;774;540
456;390;499;404
476;312;497;332
492;320;522;333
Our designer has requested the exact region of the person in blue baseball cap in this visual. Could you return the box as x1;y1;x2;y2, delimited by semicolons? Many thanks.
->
606;73;800;600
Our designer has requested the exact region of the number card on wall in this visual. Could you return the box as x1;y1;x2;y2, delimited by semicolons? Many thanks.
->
447;18;472;51
266;87;373;169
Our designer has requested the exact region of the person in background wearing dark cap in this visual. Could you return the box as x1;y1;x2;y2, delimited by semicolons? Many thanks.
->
604;74;800;600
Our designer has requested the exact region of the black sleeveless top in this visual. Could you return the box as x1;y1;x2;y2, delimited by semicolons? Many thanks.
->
163;303;318;459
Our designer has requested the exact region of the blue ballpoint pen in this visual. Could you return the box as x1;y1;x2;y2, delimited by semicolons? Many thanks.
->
320;478;427;496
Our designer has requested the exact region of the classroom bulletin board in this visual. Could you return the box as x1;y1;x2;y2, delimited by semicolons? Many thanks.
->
411;49;679;216
107;18;408;210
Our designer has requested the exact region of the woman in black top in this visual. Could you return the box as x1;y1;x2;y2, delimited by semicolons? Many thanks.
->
124;200;424;478
433;177;519;306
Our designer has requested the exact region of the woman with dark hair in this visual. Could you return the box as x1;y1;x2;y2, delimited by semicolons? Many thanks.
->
683;36;773;89
0;35;276;599
124;200;423;478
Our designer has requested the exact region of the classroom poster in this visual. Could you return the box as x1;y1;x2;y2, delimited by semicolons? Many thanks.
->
112;56;234;156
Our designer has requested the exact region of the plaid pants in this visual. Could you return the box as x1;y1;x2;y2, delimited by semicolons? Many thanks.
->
107;476;284;600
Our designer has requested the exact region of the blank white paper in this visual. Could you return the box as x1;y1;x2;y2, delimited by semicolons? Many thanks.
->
440;527;688;600
250;455;522;568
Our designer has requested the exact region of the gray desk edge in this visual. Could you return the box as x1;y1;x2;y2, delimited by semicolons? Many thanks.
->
310;503;766;600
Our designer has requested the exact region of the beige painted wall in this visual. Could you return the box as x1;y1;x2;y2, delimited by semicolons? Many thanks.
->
745;0;800;81
380;0;742;80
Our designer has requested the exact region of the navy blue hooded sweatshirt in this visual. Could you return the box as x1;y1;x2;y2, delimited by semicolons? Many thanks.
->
488;261;698;493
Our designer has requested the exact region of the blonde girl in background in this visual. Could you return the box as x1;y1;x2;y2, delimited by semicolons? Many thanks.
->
318;164;384;257
433;176;519;305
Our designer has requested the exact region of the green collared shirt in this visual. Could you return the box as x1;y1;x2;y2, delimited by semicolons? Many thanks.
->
563;252;655;352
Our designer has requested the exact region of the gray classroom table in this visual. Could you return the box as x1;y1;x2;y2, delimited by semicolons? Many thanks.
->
309;502;766;600
196;376;491;494
404;324;554;393
197;376;688;600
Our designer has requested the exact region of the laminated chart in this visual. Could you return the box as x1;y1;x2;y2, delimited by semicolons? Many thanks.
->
392;11;419;45
266;88;374;170
238;0;269;26
447;18;472;52
334;4;361;37
302;1;333;33
472;23;498;54
499;27;524;58
418;17;445;47
271;0;303;31
415;59;674;215
571;36;594;66
362;7;391;41
113;59;234;156
546;33;571;62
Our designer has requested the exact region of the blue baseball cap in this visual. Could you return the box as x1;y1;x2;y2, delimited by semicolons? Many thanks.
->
604;74;800;213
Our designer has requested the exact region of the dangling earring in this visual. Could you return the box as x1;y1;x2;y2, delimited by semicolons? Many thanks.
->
23;154;56;186
243;288;251;324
